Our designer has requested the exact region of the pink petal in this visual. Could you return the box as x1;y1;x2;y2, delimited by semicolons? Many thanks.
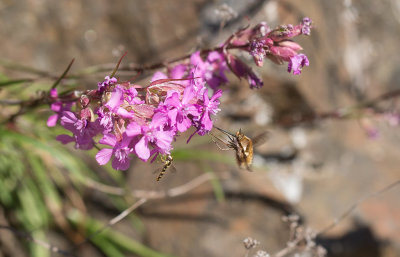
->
51;102;62;112
50;88;58;98
167;108;178;125
106;87;123;110
201;113;213;131
207;51;223;62
177;116;192;132
278;41;303;51
150;112;167;129
47;114;58;127
60;111;77;125
135;137;150;160
96;148;113;165
112;157;131;171
169;64;187;79
150;71;168;82
126;122;142;137
116;107;134;118
190;51;203;66
99;134;117;146
56;134;75;144
154;131;173;151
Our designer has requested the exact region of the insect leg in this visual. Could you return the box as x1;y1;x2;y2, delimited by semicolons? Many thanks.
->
209;132;231;151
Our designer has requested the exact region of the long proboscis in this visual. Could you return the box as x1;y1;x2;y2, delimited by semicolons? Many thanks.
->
213;126;236;138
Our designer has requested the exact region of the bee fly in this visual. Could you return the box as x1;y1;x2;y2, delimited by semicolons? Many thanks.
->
155;154;175;181
211;126;267;171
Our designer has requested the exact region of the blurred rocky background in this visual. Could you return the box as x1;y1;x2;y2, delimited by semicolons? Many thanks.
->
0;0;399;257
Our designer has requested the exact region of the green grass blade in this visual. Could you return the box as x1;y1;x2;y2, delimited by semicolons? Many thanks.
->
202;165;225;202
68;210;177;257
0;79;33;87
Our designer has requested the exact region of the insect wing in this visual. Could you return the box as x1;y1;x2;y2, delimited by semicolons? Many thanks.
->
252;131;268;147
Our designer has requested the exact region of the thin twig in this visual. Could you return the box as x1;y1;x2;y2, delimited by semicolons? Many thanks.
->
74;198;147;248
82;173;213;199
131;173;213;199
0;99;25;105
83;177;126;196
0;59;56;78
0;225;77;257
51;59;75;89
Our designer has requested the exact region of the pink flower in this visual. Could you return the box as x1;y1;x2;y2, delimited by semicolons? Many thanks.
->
301;17;312;36
98;76;117;91
50;17;313;171
164;85;201;132
125;113;174;161
47;89;73;127
56;111;100;150
190;51;228;89
96;134;133;170
287;54;309;75
198;89;222;133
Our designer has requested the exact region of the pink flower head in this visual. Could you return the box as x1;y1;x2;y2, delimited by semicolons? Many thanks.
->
97;106;114;133
49;88;58;98
250;39;268;67
269;41;303;62
125;113;174;161
301;17;312;36
287;54;309;75
164;84;201;132
47;88;73;127
56;111;100;150
96;133;133;170
169;64;188;79
190;51;228;89
98;76;117;92
105;85;123;111
198;89;222;132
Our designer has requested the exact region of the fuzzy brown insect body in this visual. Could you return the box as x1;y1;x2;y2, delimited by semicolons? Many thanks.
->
156;154;174;181
213;127;262;171
234;130;254;170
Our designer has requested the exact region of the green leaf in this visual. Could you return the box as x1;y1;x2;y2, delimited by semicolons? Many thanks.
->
16;179;49;230
68;210;177;257
91;236;126;257
28;153;63;217
172;149;234;164
203;165;225;202
0;79;33;87
30;230;50;257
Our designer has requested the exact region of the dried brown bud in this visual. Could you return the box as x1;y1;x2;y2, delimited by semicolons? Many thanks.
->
243;237;260;249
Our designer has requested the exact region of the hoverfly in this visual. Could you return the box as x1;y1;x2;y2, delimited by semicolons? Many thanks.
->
154;154;175;181
211;126;267;171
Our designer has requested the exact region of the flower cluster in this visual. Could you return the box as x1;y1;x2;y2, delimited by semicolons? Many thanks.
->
49;73;222;170
229;17;312;78
145;18;312;90
47;18;312;171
